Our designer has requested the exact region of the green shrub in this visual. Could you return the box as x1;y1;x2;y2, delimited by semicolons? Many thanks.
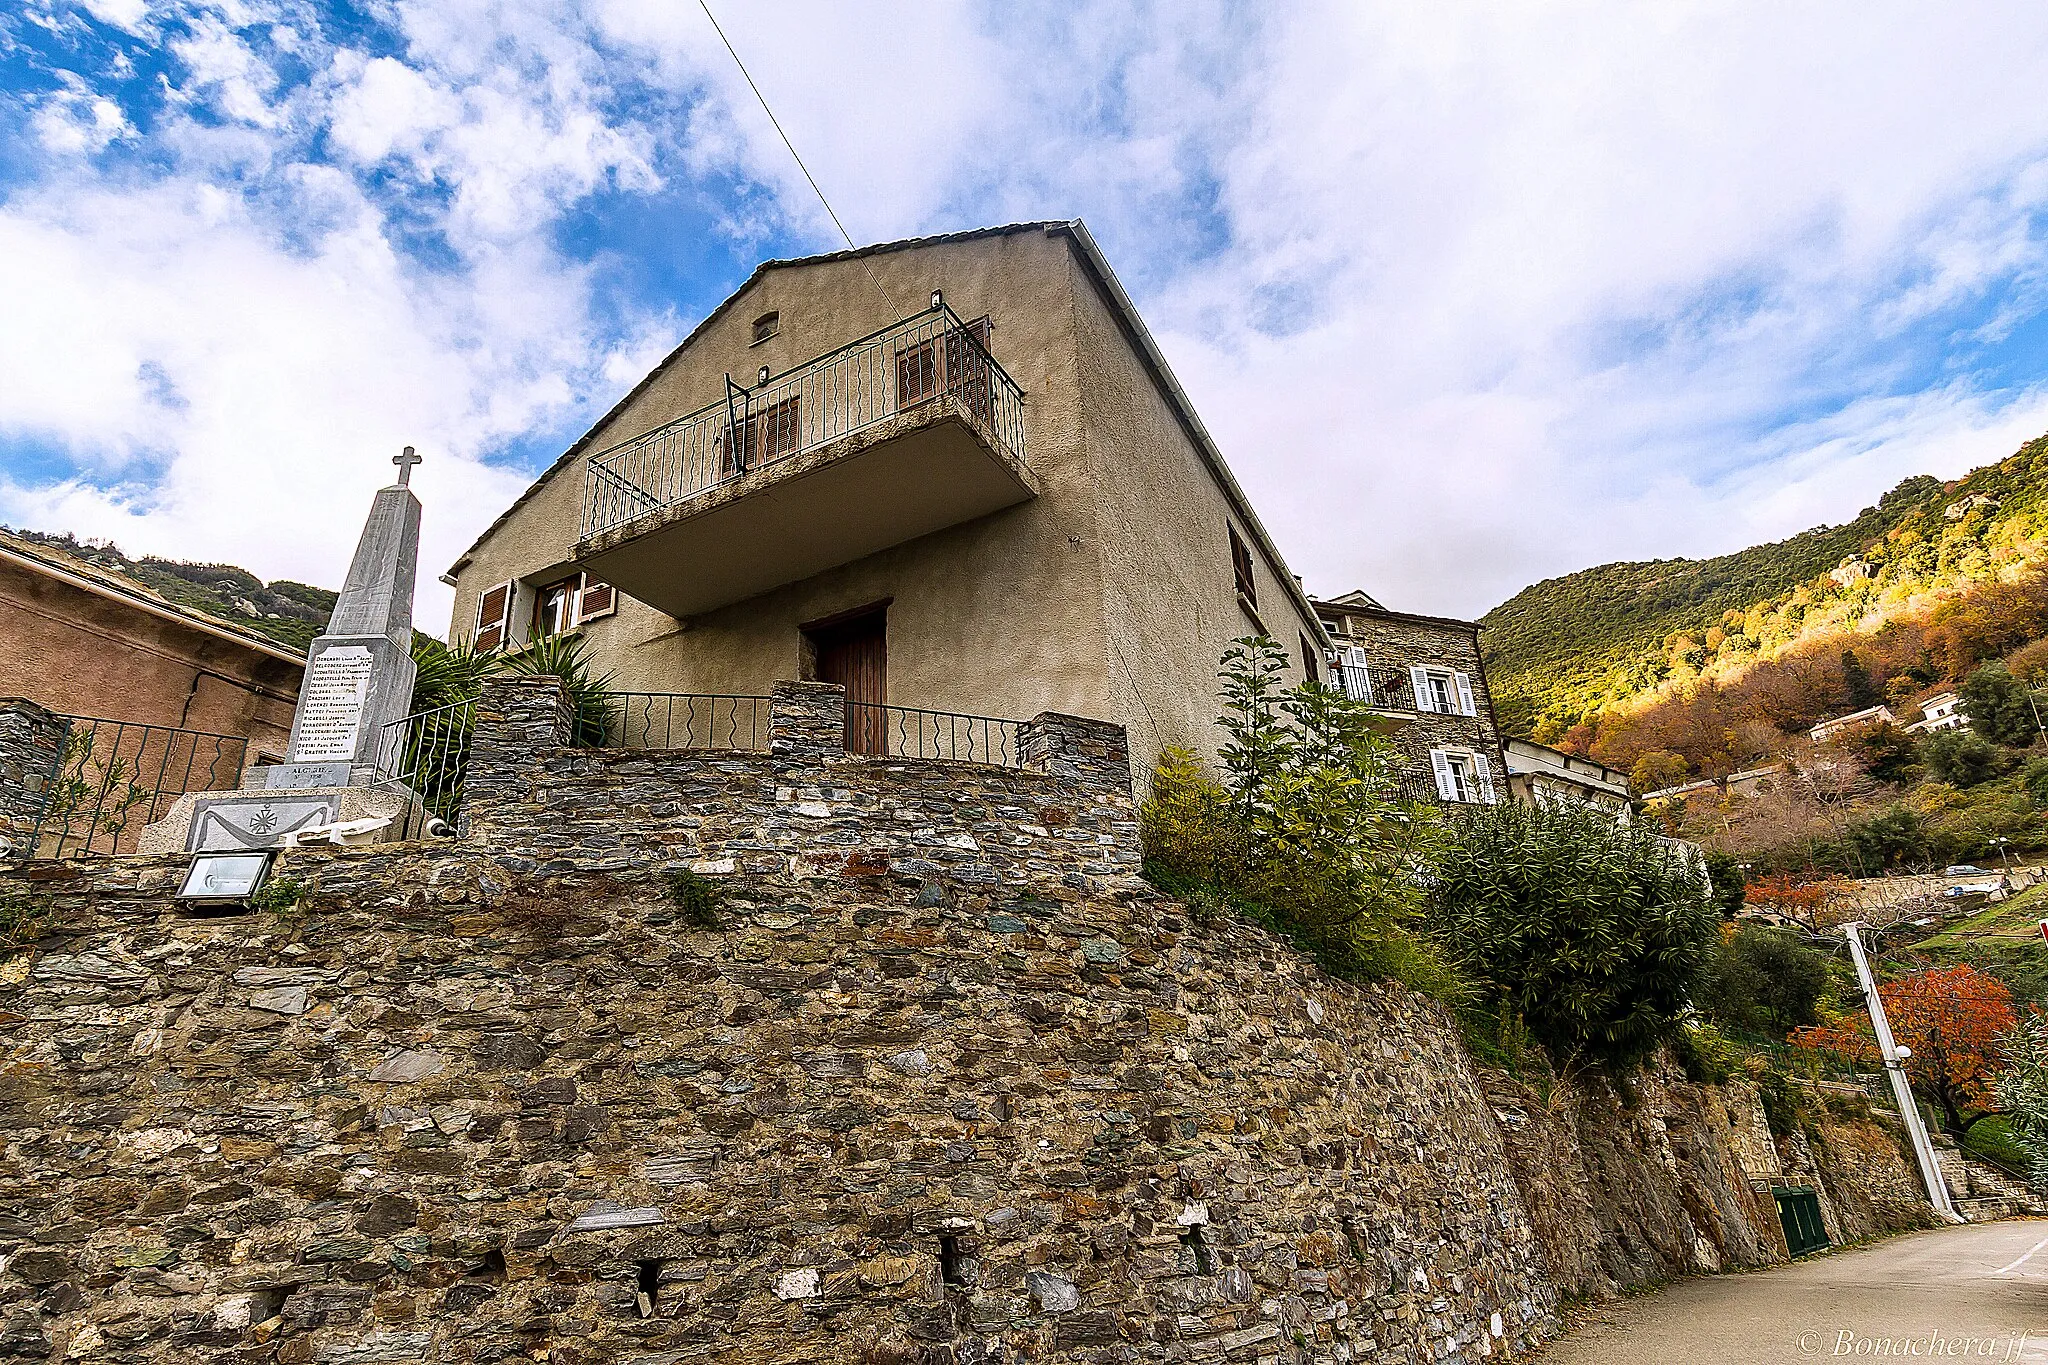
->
250;875;310;920
1962;662;2048;748
1924;730;2009;788
1994;1011;2048;1186
0;890;55;946
1696;925;1832;1039
1426;799;1718;1074
1672;1020;1742;1085
1141;638;1459;1000
1963;1115;2031;1170
664;868;724;930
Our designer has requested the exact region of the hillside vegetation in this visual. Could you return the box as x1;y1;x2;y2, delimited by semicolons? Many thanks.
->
9;528;333;652
1480;434;2048;761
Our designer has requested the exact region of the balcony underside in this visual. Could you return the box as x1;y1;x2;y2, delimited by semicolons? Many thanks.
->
575;396;1039;620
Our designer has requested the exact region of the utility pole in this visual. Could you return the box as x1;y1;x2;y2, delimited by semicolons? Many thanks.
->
1843;922;1961;1222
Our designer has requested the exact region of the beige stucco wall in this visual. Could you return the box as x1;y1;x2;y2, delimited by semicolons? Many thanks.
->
448;226;1323;777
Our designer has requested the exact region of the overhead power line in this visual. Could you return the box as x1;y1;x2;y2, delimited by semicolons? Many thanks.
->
697;0;899;316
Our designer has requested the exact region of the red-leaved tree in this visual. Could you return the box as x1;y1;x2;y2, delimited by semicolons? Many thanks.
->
1791;964;2016;1134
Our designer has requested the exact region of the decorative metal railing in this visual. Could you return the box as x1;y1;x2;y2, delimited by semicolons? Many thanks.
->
377;698;476;835
844;702;1023;767
1329;657;1416;711
25;716;249;858
580;299;1027;540
601;694;770;751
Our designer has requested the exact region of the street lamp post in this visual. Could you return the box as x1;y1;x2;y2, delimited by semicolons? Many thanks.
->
1842;922;1961;1222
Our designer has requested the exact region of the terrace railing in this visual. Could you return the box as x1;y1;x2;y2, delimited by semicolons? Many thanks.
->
602;693;769;752
845;702;1023;767
26;716;249;858
377;698;476;835
582;299;1027;541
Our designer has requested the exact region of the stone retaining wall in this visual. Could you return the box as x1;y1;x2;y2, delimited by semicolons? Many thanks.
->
0;677;1945;1362
0;847;1556;1364
460;678;1141;897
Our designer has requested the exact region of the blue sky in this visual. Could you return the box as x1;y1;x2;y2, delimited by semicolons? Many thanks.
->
6;2;2048;631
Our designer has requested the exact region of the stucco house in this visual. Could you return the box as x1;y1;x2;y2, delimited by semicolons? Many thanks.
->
445;222;1326;780
1809;704;1896;743
1903;689;1968;734
1309;591;1506;804
0;529;303;758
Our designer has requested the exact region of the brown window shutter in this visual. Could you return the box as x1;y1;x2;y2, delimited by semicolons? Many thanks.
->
1229;525;1257;606
897;340;938;406
474;580;512;653
578;576;616;623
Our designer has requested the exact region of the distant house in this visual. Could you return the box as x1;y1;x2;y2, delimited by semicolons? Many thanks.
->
1723;763;1783;797
1310;592;1506;805
1504;738;1630;823
1904;690;1968;734
1809;704;1896;743
1642;776;1721;803
1944;493;2000;520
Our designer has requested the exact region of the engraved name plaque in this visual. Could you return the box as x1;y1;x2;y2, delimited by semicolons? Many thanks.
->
293;645;375;763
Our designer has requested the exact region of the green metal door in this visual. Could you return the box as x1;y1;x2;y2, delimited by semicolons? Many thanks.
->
1775;1187;1829;1257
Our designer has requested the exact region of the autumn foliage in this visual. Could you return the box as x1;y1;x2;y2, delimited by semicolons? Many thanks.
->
1791;964;2017;1133
1742;873;1853;929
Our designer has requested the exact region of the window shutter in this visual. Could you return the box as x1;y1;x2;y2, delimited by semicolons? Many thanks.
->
474;580;512;654
1455;671;1478;717
1477;755;1497;803
577;575;616;623
1430;749;1457;801
1409;666;1431;712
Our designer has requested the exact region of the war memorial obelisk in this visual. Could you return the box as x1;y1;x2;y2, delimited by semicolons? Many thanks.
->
141;449;426;852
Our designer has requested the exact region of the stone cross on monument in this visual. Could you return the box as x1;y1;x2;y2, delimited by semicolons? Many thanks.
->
142;449;428;852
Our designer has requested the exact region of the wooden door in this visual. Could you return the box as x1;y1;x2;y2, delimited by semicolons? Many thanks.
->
811;609;887;755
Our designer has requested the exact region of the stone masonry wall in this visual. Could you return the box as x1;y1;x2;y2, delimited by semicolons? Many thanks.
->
0;845;1556;1365
0;701;66;841
460;679;1141;897
0;676;1939;1363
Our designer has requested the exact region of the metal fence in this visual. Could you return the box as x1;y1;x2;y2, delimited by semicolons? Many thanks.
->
601;694;769;751
377;698;476;835
582;300;1028;540
1332;660;1416;711
26;716;249;858
845;702;1023;767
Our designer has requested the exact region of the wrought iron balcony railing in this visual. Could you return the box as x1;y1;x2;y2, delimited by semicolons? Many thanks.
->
1328;655;1416;711
581;299;1027;542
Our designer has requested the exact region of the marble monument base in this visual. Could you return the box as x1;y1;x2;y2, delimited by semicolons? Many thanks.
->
139;784;422;855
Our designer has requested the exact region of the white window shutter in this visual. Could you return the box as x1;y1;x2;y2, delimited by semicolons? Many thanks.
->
1455;671;1477;717
1477;756;1497;803
1431;749;1457;801
1410;666;1431;712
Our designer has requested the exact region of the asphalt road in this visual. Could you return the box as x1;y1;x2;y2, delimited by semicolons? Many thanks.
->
1539;1219;2048;1364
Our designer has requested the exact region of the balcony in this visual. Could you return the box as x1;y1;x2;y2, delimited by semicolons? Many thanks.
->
576;301;1036;619
1329;654;1417;728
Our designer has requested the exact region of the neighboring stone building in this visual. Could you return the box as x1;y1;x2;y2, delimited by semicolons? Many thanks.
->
446;221;1327;781
1312;590;1506;804
0;528;304;758
1504;737;1631;822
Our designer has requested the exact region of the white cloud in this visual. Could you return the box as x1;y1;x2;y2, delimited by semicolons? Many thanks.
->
11;0;2048;642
